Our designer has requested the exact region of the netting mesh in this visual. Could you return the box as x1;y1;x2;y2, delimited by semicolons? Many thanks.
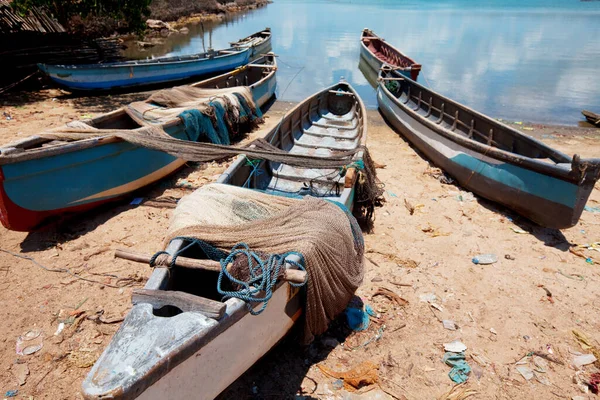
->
165;183;365;343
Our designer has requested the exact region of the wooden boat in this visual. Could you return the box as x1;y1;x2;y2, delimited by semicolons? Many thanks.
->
230;27;272;60
81;81;366;400
377;66;600;229
0;54;278;232
360;28;421;80
582;110;600;127
37;28;271;91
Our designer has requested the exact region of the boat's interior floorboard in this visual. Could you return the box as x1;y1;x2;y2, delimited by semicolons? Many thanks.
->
267;107;359;196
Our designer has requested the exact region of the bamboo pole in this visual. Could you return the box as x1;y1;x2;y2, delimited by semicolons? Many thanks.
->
115;249;307;284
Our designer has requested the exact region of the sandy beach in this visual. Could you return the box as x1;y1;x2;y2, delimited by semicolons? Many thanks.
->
1;90;600;399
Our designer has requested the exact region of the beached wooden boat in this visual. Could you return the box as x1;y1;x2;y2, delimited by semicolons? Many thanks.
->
81;81;366;400
582;110;600;127
37;28;271;91
231;27;272;60
360;28;421;80
0;54;278;232
221;81;366;204
377;66;600;229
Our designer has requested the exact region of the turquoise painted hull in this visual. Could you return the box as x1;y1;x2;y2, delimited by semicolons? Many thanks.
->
0;62;277;231
377;81;598;229
38;48;250;91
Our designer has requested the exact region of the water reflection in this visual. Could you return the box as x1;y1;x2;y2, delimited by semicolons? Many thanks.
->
129;0;600;125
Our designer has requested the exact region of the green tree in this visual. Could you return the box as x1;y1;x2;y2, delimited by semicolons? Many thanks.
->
11;0;152;32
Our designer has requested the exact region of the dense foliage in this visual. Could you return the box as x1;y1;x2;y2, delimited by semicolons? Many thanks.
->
12;0;152;32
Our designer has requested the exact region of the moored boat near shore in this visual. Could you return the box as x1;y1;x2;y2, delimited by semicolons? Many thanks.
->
582;110;600;127
81;81;369;400
377;66;600;229
0;54;278;232
230;27;272;60
360;28;421;80
38;28;271;91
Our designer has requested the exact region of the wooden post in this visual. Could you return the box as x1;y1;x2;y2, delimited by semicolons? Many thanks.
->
115;249;307;284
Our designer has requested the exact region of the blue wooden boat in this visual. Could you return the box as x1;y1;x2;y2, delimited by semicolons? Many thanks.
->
377;66;600;229
0;54;277;231
81;81;366;400
360;28;421;80
37;28;271;91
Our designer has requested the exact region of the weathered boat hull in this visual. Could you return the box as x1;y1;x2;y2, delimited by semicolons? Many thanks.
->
231;28;272;60
377;73;600;229
82;239;302;400
0;56;277;231
39;49;250;91
82;82;366;400
360;28;421;80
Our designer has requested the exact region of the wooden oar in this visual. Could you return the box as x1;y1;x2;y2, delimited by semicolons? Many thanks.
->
115;249;307;284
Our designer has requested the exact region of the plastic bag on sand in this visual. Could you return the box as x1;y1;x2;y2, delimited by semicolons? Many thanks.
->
317;361;379;391
443;352;471;384
346;307;370;331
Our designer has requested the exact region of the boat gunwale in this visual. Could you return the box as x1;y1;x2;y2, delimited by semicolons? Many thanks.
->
38;47;249;72
0;55;278;166
377;68;600;183
230;27;271;48
360;28;421;71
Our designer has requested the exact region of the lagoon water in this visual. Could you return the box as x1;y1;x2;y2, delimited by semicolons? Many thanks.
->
133;0;600;125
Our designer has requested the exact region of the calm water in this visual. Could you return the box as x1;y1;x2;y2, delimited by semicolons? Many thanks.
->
132;0;600;125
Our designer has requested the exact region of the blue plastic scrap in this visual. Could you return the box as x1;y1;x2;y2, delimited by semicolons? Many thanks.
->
5;390;18;397
345;306;369;331
443;352;471;383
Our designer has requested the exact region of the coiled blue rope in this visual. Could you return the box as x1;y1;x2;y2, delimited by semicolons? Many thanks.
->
150;238;308;315
217;243;307;315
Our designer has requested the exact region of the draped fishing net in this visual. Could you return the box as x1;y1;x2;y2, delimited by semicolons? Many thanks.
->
165;183;365;343
5;82;383;218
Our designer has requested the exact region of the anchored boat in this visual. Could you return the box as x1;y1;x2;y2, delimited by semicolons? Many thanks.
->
81;81;368;399
0;54;278;231
377;66;600;229
38;28;271;91
230;27;272;60
360;28;421;80
582;110;600;127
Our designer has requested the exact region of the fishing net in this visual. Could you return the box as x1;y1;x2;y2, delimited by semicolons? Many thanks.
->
164;183;365;343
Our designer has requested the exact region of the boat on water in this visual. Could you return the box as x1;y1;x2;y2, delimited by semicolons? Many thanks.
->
377;65;600;229
230;27;272;60
0;54;278;232
81;81;367;399
360;28;421;80
582;110;600;127
37;28;271;91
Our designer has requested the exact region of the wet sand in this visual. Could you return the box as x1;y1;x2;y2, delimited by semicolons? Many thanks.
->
1;91;600;399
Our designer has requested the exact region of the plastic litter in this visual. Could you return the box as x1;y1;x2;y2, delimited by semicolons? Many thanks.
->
444;340;467;353
5;390;18;397
584;206;600;213
317;361;379;390
590;372;600;394
516;365;534;380
443;352;471;383
534;370;550;386
54;322;65;336
332;379;344;390
510;227;528;234
442;320;457;331
419;293;437;303
573;354;597;368
346;306;369;331
11;363;29;386
472;254;498;265
365;304;377;317
130;197;144;205
16;329;43;355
